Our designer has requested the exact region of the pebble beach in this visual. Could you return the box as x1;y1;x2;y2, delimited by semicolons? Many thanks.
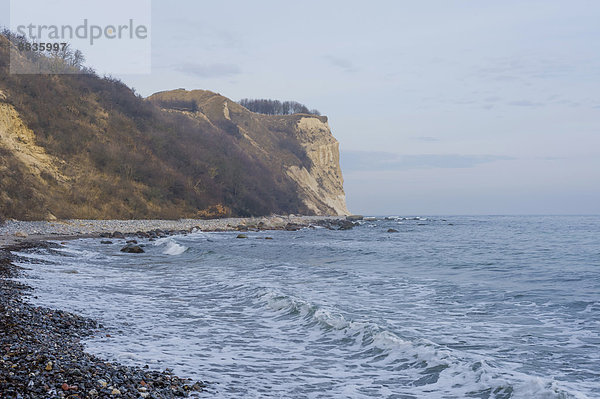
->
0;216;344;247
0;216;349;398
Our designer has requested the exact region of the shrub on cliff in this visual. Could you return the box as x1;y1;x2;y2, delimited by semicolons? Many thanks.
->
239;98;320;116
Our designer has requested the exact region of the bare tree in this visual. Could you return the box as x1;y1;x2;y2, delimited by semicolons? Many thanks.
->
239;98;320;116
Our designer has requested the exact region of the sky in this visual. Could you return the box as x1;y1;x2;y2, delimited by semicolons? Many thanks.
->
2;0;599;215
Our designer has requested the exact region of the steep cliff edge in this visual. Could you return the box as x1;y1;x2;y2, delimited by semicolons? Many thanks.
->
0;33;348;220
149;89;349;216
0;96;64;181
287;117;349;215
0;91;66;220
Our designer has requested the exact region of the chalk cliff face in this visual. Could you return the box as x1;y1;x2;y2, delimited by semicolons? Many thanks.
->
0;92;66;220
287;117;349;215
148;89;349;216
0;97;63;181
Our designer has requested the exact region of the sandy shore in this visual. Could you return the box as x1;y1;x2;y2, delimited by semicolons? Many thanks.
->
0;215;346;247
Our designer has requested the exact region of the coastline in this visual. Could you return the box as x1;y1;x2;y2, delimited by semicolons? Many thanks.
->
0;215;347;247
0;240;207;398
0;215;350;398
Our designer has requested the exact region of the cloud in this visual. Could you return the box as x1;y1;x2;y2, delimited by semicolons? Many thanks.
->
484;96;502;103
341;151;514;172
159;18;244;50
324;56;356;72
538;156;566;161
507;100;544;107
410;136;439;142
175;63;242;78
473;57;574;82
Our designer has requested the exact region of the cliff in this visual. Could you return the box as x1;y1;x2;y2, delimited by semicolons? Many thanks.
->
0;35;349;220
287;117;348;215
148;89;349;216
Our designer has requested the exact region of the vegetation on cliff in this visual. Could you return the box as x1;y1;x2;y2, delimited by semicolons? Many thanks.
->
0;32;348;220
238;98;320;116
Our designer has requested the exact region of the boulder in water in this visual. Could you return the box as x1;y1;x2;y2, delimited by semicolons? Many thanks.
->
338;220;356;230
285;223;302;231
120;244;144;253
346;215;364;221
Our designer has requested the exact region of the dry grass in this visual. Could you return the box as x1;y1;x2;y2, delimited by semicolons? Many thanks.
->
0;35;312;220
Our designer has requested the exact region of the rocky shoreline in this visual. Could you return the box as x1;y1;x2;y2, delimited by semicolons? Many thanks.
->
0;216;357;398
0;216;352;247
0;241;208;399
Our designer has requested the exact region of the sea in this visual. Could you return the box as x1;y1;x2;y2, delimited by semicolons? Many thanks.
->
14;216;600;398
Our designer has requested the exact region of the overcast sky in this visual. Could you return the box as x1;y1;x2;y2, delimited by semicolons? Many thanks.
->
2;1;599;215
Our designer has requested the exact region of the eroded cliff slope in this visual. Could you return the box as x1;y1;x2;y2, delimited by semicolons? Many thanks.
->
0;34;348;220
149;89;349;216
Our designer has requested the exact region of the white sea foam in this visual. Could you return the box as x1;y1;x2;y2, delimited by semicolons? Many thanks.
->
153;237;188;255
52;246;100;258
163;241;188;255
253;286;586;399
12;216;600;399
